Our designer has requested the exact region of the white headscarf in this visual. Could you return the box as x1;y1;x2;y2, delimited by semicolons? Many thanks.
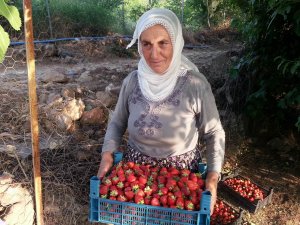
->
126;8;199;101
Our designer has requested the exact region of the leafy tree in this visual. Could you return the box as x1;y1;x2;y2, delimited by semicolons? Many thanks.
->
232;0;300;137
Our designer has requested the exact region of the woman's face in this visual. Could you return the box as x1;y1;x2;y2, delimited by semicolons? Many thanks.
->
140;25;173;75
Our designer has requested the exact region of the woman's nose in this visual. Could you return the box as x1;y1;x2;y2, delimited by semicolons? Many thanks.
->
150;45;159;59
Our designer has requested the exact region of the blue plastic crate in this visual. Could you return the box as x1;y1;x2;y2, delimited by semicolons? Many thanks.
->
89;152;211;224
89;176;211;225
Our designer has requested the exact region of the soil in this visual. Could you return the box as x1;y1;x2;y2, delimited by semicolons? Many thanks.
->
0;32;299;225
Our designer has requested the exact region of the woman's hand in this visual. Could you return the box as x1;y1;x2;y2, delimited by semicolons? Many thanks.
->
205;171;219;215
97;152;114;179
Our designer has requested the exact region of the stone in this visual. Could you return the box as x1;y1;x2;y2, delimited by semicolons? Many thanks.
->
80;107;106;125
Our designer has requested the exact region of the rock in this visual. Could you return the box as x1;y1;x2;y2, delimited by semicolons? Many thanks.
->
40;70;69;83
47;93;62;104
0;173;34;225
42;44;58;57
95;91;115;107
78;70;93;82
80;107;106;125
61;87;76;99
62;99;85;121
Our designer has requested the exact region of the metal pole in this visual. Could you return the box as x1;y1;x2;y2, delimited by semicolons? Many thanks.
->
45;0;53;38
23;1;44;225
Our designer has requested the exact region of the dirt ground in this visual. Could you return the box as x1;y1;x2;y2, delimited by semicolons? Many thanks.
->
0;33;299;225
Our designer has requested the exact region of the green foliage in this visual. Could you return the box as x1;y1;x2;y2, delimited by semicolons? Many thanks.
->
232;0;300;135
0;0;21;62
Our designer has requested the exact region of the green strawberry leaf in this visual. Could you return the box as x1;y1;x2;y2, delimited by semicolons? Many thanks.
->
0;25;10;62
0;0;22;30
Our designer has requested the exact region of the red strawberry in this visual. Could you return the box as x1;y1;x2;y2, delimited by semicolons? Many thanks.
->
144;196;152;205
160;195;168;206
167;194;176;206
150;197;160;206
124;190;135;201
182;186;191;196
189;191;199;205
184;200;195;211
166;179;177;191
117;195;127;202
151;183;159;193
176;197;184;209
168;167;180;176
112;176;120;185
102;177;112;187
117;181;124;189
109;196;116;200
135;189;145;197
197;178;205;189
186;180;199;191
100;185;108;195
134;195;144;204
138;175;148;185
118;174;126;182
157;176;166;184
126;174;137;183
181;169;191;177
144;186;153;196
159;187;169;196
159;167;168;176
126;161;135;169
189;173;198;182
174;191;183;199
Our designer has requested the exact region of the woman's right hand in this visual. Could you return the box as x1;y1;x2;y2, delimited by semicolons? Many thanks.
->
97;151;114;179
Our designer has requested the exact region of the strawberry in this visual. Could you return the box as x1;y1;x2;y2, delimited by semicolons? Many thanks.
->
184;200;195;211
181;169;191;177
168;167;180;176
144;186;153;196
99;185;108;195
157;175;166;184
176;197;184;209
134;195;144;204
144;196;152;205
174;191;183;199
126;174;137;183
138;175;148;185
102;177;112;187
158;187;168;196
186;180;199;191
159;167;168;176
150;183;159;193
117;194;127;202
160;195;168;206
126;161;135;169
182;186;191;196
112;176;120;185
118;174;126;182
197;178;205;189
189;173;198;183
165;179;177;191
150;197;160;206
189;191;199;205
109;196;117;200
124;190;135;201
135;189;145;197
117;181;124;189
167;194;176;206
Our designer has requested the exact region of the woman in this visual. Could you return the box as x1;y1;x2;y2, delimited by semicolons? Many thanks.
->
97;8;225;214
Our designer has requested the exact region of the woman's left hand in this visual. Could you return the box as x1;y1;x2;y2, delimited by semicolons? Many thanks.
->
205;171;219;215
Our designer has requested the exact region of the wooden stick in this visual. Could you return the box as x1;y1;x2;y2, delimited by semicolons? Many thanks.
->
23;0;44;224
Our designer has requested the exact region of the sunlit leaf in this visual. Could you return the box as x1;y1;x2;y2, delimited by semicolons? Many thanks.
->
0;25;10;63
0;0;22;30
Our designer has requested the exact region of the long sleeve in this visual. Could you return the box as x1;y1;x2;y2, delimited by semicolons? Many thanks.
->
101;73;134;154
194;74;225;174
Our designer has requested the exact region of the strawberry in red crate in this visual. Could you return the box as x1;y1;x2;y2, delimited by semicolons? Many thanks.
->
99;161;206;210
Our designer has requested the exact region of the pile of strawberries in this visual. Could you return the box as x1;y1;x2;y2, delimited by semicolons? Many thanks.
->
211;199;239;225
223;177;265;202
99;161;205;211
